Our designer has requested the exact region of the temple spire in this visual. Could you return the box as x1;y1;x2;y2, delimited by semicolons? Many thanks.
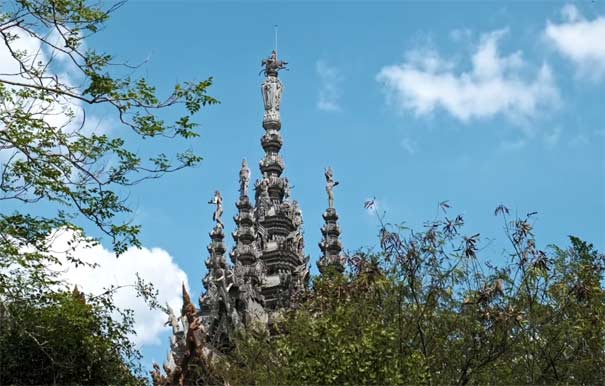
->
253;51;308;309
318;167;345;274
199;191;230;313
231;163;265;308
259;51;286;183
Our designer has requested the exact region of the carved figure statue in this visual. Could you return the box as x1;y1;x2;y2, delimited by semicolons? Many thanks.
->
208;191;224;228
262;79;282;110
261;50;288;77
261;51;286;122
324;167;340;208
165;303;182;335
283;177;291;200
292;200;303;227
239;159;250;197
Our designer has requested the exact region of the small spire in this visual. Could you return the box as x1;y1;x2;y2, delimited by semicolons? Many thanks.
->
318;168;345;274
181;282;195;316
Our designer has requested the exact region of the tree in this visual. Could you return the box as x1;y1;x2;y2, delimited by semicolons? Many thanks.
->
0;284;146;386
0;0;216;382
219;204;605;385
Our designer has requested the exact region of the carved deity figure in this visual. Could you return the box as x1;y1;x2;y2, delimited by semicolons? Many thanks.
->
261;51;286;122
324;167;340;208
239;159;250;197
208;190;223;228
261;50;288;77
262;78;282;116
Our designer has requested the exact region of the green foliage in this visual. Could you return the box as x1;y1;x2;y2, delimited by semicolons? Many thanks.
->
0;0;216;383
0;283;146;385
0;0;217;263
220;207;605;386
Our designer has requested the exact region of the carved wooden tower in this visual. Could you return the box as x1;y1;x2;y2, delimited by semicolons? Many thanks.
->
152;51;344;386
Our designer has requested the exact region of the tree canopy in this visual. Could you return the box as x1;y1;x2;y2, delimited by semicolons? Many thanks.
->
0;0;216;383
220;206;605;385
0;285;147;385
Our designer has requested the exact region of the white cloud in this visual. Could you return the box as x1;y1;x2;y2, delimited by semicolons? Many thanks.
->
545;4;605;80
0;26;110;135
376;30;559;124
49;230;189;347
316;60;343;112
400;137;417;155
0;28;75;129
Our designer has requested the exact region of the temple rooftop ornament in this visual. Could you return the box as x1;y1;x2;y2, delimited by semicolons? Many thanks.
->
318;167;345;274
208;191;224;228
325;166;339;209
155;50;346;385
261;51;285;129
239;159;250;198
261;50;288;77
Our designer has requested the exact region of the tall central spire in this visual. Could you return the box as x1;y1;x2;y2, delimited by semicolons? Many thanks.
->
253;51;308;309
260;51;287;173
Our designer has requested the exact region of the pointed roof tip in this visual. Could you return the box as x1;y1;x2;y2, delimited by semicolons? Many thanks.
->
72;285;86;303
182;282;191;302
181;281;195;316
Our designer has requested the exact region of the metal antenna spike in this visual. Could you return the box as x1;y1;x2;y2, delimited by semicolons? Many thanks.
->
274;24;278;53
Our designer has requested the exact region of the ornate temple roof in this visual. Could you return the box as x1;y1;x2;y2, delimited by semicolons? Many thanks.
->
153;50;345;386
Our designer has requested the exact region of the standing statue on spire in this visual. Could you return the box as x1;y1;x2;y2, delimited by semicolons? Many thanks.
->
208;190;224;228
261;51;286;124
325;167;339;209
261;50;288;77
239;159;250;197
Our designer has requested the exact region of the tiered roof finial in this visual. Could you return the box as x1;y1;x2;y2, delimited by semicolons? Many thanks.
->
261;50;288;77
259;51;286;183
181;282;195;316
318;167;345;274
200;191;231;317
231;158;267;326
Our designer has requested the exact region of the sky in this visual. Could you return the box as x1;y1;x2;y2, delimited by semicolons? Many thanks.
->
3;0;605;374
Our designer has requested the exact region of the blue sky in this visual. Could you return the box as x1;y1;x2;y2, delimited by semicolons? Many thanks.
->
21;0;605;371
